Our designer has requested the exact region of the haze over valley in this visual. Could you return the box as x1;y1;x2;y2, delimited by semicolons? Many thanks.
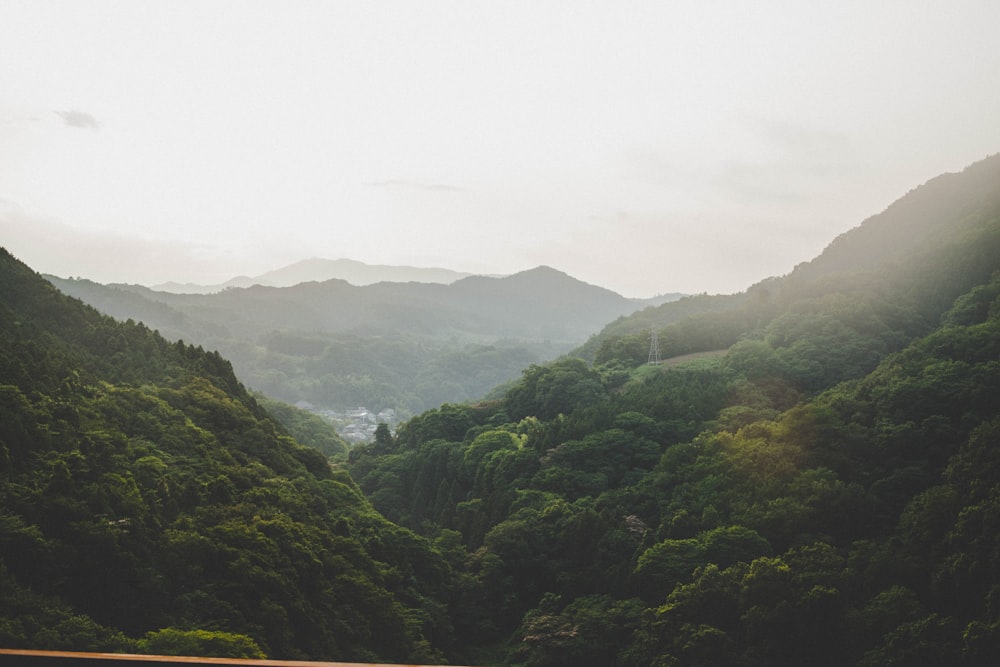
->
47;262;683;422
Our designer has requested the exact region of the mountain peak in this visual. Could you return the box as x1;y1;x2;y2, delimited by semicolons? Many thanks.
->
516;265;569;278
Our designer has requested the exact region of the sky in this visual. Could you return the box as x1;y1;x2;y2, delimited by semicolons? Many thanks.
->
2;1;999;297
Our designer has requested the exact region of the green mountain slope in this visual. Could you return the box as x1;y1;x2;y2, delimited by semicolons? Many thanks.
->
0;248;456;662
347;153;1000;665
578;153;1000;370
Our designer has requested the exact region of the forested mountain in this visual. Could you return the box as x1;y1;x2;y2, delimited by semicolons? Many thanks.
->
0;248;460;662
346;153;1000;665
47;266;679;415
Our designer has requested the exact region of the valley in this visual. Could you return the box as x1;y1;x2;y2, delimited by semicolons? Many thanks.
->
47;264;682;425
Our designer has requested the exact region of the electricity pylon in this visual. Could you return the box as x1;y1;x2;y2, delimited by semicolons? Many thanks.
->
648;330;661;365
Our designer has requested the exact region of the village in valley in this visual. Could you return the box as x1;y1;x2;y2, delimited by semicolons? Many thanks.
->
296;402;399;445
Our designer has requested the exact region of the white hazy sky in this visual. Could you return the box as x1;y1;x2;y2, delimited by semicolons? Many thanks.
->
2;1;999;296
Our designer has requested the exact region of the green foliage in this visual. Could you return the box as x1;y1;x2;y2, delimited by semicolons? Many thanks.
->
138;628;265;658
505;357;606;421
396;401;486;448
0;562;131;652
635;526;772;597
533;428;660;498
508;594;644;667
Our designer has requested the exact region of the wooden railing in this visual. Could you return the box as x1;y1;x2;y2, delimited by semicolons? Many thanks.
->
0;649;471;667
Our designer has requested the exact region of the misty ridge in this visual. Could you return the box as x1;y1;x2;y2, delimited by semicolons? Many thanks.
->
150;257;481;294
47;262;683;418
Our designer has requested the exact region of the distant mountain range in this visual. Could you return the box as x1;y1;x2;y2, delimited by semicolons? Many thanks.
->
54;265;682;345
47;264;684;414
152;257;480;293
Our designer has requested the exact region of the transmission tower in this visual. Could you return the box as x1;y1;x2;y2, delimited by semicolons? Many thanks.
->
648;330;661;365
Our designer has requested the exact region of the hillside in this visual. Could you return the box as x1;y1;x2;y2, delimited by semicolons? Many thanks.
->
346;153;1000;665
0;248;458;662
577;153;1000;369
47;265;677;415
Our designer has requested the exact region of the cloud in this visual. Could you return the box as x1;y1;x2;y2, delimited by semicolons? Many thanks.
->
365;179;464;193
54;110;101;131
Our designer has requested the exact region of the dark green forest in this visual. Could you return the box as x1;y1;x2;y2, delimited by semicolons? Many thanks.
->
2;153;1000;665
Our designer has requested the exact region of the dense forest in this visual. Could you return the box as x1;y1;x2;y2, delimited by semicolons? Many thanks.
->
2;152;1000;665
